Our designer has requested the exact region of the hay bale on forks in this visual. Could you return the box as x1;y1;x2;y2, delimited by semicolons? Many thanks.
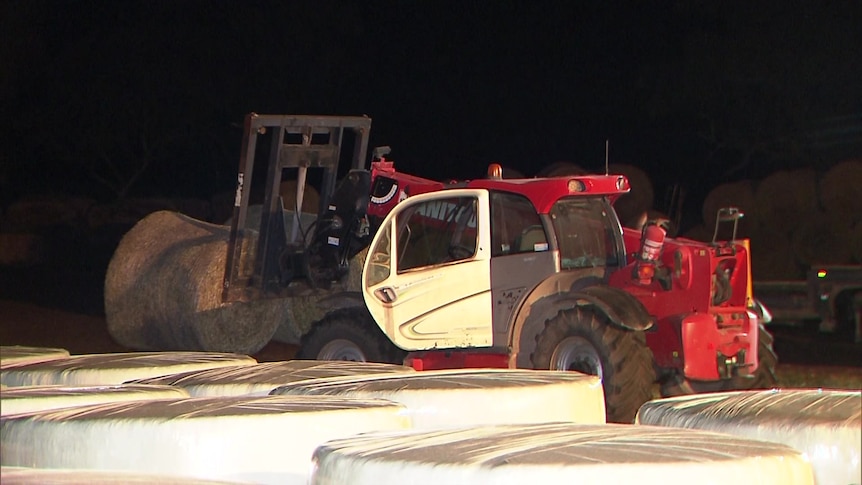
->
105;211;285;354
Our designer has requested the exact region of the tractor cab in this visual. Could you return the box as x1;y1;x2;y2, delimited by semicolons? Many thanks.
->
361;169;633;352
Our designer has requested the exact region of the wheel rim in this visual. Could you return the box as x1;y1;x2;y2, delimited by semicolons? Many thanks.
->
550;336;603;380
317;339;367;361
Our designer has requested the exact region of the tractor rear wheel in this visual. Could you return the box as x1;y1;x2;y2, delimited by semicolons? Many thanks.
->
747;322;779;388
296;309;406;364
531;306;656;424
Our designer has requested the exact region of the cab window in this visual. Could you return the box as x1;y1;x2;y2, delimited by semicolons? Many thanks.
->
490;191;546;256
396;196;478;272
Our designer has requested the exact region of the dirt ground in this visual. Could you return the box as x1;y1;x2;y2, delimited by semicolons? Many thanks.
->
1;299;859;390
0;300;297;363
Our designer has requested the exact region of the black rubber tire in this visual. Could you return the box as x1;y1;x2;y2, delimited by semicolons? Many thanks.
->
531;306;656;424
747;322;779;388
673;322;779;394
296;309;406;364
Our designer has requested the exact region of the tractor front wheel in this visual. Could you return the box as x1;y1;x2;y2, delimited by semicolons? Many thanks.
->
296;309;406;364
531;306;656;424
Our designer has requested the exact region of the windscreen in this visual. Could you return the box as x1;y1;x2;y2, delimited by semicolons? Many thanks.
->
549;197;624;270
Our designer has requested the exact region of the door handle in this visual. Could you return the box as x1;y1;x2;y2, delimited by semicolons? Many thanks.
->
374;287;397;303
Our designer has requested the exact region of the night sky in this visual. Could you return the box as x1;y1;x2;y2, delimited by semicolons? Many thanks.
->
2;1;860;228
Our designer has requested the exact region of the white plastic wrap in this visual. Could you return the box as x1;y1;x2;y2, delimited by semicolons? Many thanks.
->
272;368;606;428
0;466;254;484
0;345;70;369
311;422;815;485
1;395;410;485
0;351;257;387
1;384;190;416
129;360;415;397
636;388;861;485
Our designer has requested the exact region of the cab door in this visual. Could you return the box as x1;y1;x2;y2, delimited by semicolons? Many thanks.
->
362;189;493;350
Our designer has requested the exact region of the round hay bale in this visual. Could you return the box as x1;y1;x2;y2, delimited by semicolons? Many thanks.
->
852;222;862;264
754;169;819;237
4;195;94;231
0;233;44;266
819;159;862;226
607;163;654;230
624;210;676;236
279;180;321;214
748;223;804;280
791;211;854;267
105;210;367;353
681;223;712;243
105;211;282;353
702;180;758;238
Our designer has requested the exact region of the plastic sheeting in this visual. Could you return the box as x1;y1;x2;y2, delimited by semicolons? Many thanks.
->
272;368;606;428
636;389;861;485
129;360;415;397
0;351;256;387
0;384;190;416
311;422;815;485
0;345;70;369
1;395;410;485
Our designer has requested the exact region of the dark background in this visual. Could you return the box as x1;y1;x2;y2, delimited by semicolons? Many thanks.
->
1;1;861;312
0;1;860;368
3;1;860;219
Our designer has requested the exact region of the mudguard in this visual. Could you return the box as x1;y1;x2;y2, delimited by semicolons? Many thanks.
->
315;291;365;312
510;283;653;369
576;285;654;331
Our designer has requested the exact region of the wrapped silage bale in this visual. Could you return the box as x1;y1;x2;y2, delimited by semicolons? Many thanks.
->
635;388;862;485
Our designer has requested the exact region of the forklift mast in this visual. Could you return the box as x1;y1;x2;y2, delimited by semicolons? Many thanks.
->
222;113;372;302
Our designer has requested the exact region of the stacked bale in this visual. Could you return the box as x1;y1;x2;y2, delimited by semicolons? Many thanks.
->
607;163;654;229
852;222;862;264
753;169;820;237
700;162;861;280
701;178;799;279
278;179;321;214
701;180;758;239
790;214;855;267
535;161;654;229
818;159;862;228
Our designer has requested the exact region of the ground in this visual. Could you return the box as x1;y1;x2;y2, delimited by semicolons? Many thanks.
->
1;299;859;389
0;300;297;363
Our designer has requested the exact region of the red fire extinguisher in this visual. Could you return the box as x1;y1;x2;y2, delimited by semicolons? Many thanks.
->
635;222;666;284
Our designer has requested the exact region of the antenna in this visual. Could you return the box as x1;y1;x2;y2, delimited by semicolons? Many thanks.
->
605;139;609;175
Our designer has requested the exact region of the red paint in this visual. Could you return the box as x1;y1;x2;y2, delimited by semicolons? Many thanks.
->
404;351;509;371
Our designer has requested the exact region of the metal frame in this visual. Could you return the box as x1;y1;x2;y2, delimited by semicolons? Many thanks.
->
223;113;372;302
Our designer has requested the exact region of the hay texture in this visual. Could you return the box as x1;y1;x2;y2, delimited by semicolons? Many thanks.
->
754;169;819;237
607;163;654;229
748;224;804;280
790;211;855;267
852;223;862;264
105;211;275;353
702;179;758;238
105;211;365;354
818;159;862;227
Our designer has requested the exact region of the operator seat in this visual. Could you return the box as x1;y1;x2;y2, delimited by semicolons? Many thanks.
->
517;225;547;252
